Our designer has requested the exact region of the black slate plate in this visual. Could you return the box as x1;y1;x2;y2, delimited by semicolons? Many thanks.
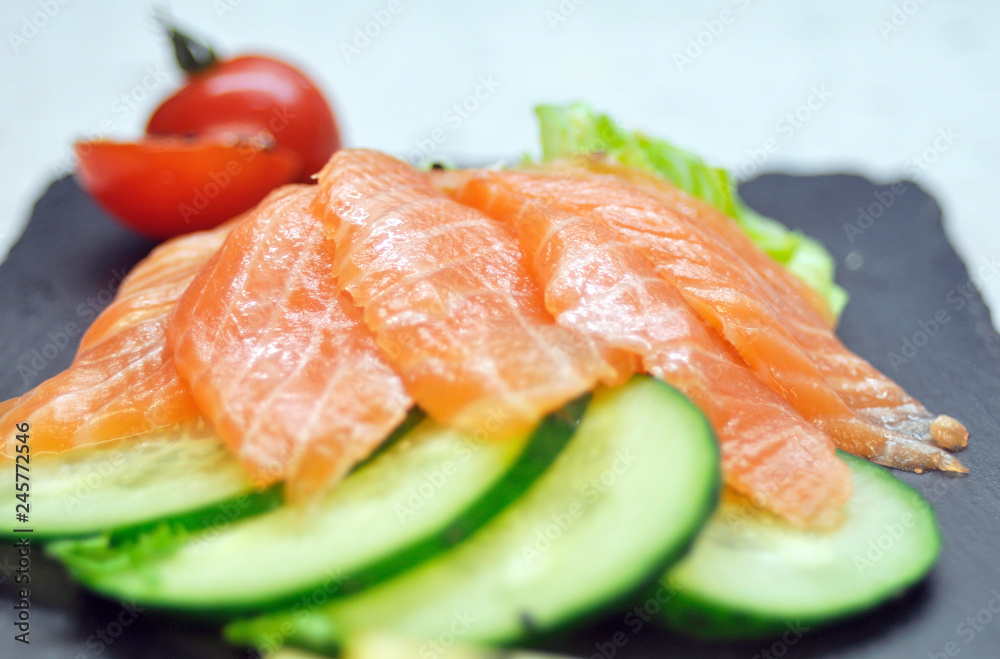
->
1;175;999;659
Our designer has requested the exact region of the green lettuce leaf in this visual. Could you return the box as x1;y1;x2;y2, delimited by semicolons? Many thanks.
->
534;102;847;319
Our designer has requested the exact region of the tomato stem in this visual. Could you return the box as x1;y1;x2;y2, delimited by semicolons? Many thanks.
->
155;12;217;74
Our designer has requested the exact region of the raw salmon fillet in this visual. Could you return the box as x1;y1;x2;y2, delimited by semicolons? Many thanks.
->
456;171;852;526
78;214;247;353
0;221;233;457
167;185;412;499
313;150;628;438
483;166;966;473
574;158;968;452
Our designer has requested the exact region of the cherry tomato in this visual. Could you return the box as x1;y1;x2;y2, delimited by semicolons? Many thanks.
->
146;26;339;181
75;137;299;239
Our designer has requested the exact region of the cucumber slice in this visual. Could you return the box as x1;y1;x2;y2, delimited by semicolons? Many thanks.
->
660;451;941;639
48;407;578;613
339;632;576;659
0;426;262;539
268;638;573;659
268;644;571;659
226;377;719;653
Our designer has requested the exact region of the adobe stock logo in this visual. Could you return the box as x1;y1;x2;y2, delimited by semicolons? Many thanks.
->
672;0;754;72
340;0;403;63
7;0;72;54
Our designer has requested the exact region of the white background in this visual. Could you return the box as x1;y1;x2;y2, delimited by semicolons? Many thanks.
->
1;0;998;313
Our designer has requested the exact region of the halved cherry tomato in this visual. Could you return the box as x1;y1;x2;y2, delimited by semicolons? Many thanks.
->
74;22;340;239
75;137;300;239
147;54;340;181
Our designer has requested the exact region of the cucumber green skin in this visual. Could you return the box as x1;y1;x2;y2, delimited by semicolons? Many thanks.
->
659;451;942;640
47;405;580;616
45;486;283;571
226;377;720;654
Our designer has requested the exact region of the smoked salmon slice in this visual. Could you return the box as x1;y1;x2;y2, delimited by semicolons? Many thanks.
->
478;166;966;474
167;185;412;499
455;170;852;527
0;221;233;457
78;214;247;353
313;149;629;439
573;159;841;329
571;158;969;452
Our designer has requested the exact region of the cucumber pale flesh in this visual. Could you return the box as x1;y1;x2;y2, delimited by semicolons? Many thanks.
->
0;426;259;539
227;377;720;653
660;451;942;639
339;632;577;659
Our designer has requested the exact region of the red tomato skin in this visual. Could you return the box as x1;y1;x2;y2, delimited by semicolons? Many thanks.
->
75;138;300;239
146;56;339;181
